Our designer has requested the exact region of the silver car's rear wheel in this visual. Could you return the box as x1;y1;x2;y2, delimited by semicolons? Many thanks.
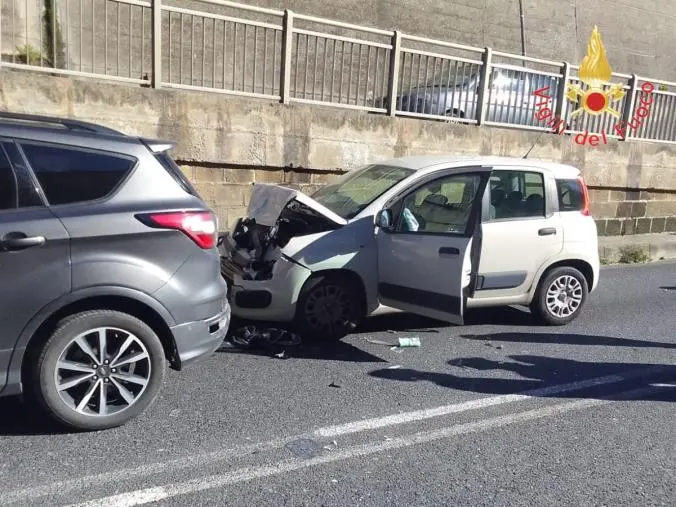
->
531;266;589;326
32;310;166;431
55;327;152;417
545;275;584;318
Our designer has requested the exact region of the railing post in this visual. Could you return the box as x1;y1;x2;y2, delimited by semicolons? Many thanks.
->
476;47;492;126
280;9;294;103
386;30;402;116
555;61;570;122
620;73;638;141
152;0;162;88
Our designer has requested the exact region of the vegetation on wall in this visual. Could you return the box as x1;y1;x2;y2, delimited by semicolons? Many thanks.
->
15;44;45;65
42;0;66;68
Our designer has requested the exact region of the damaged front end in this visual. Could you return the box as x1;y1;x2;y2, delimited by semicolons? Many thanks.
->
219;184;346;284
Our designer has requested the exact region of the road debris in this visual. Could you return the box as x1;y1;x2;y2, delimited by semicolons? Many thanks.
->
366;336;421;348
273;350;288;359
365;337;395;346
387;364;402;369
228;325;302;349
398;337;421;347
329;381;341;388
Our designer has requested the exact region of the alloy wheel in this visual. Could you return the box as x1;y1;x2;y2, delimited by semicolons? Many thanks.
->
545;275;583;318
303;284;353;334
54;327;152;417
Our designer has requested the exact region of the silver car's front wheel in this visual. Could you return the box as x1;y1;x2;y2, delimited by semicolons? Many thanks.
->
33;310;166;431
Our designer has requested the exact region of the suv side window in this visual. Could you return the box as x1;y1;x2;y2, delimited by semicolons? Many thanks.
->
394;173;482;235
489;170;545;220
0;146;18;210
20;143;136;205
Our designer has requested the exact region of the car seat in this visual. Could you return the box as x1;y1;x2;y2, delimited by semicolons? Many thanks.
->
525;194;544;216
504;190;523;215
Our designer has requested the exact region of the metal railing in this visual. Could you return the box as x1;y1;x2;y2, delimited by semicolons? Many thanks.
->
1;0;675;143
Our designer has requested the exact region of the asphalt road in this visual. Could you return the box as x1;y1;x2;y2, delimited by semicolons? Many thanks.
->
0;261;674;506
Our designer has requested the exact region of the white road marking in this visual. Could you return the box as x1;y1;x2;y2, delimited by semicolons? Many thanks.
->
315;368;663;437
67;395;628;507
0;366;669;505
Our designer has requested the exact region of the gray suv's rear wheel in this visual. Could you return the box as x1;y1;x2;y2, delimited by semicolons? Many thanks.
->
531;266;588;326
32;310;166;431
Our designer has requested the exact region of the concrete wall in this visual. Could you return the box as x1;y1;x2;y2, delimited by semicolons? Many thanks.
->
0;69;675;235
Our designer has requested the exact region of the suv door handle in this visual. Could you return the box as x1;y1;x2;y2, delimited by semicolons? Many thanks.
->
1;234;46;251
538;227;557;236
439;246;460;256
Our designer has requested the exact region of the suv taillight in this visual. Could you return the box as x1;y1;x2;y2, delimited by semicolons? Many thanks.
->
137;211;217;249
577;176;591;216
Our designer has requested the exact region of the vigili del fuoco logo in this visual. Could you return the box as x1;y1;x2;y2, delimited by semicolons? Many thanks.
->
532;26;655;146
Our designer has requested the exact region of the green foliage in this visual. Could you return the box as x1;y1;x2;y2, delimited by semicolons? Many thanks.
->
15;44;47;66
617;246;650;264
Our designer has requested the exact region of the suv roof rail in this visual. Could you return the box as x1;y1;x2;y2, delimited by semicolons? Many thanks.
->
0;111;125;136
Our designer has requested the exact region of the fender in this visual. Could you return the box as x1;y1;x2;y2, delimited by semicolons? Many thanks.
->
4;286;176;394
527;250;598;301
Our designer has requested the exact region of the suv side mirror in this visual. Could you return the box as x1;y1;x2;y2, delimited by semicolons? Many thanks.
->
375;209;393;230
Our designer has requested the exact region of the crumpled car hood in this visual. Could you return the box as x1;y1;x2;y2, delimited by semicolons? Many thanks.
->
247;183;347;227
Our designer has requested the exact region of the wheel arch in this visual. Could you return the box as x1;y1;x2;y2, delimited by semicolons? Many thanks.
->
14;289;180;394
531;259;594;299
445;108;465;118
299;268;368;316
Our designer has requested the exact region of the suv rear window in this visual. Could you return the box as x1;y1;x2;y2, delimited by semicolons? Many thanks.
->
557;179;584;211
21;143;136;205
154;152;200;197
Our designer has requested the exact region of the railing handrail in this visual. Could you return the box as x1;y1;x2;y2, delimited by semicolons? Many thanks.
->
293;12;394;37
179;0;285;17
111;0;152;8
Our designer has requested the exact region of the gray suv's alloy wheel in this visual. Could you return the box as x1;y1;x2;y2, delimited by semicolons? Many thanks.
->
32;310;166;431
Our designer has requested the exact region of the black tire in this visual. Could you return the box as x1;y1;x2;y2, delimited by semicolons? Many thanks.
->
31;310;166;431
295;274;365;341
530;266;589;326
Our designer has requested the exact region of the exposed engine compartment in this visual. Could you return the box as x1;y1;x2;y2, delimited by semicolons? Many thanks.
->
219;198;343;281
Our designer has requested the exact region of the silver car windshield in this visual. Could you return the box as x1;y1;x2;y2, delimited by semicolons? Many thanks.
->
311;164;415;220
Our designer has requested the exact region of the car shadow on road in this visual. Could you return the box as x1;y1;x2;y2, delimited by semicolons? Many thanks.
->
369;347;676;403
217;340;387;363
357;306;539;334
460;332;676;349
219;324;387;363
0;396;71;436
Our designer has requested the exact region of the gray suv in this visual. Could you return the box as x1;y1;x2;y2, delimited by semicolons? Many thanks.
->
0;112;230;431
